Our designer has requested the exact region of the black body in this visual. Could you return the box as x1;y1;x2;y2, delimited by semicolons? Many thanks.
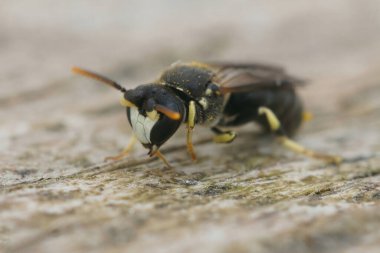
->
157;62;304;137
220;86;303;136
72;62;305;153
72;62;342;164
160;64;225;125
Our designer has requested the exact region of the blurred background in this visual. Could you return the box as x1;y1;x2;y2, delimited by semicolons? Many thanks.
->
1;0;380;160
1;0;380;94
1;0;380;167
1;1;380;253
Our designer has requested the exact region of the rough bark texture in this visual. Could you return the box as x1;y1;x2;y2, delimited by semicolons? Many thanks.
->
1;1;380;253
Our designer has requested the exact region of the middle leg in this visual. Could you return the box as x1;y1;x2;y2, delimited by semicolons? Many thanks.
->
211;127;236;143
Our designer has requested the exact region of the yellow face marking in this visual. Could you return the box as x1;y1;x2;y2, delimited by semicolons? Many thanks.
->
147;110;159;121
120;97;136;107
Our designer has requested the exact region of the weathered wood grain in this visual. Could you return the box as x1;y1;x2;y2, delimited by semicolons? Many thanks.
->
1;1;380;253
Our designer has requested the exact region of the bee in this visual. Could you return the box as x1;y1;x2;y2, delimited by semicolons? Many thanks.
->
72;61;341;166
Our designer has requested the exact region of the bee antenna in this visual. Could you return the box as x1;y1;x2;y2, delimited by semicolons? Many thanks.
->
72;66;127;93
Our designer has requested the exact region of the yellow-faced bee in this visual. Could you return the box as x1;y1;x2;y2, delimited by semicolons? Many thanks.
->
72;61;341;166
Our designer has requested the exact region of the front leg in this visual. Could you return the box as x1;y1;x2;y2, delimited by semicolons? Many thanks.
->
258;106;342;164
104;135;137;162
186;101;197;160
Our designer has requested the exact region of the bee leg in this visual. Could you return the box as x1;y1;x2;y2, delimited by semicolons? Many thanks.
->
153;150;172;168
186;101;197;160
258;107;342;164
211;127;236;143
104;135;137;162
302;111;313;122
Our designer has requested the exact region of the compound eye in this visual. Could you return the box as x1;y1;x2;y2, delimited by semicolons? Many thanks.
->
149;115;182;147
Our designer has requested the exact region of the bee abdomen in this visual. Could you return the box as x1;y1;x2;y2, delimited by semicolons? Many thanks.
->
266;89;303;136
219;88;303;136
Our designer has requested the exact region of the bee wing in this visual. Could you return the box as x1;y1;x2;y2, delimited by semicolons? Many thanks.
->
207;63;306;94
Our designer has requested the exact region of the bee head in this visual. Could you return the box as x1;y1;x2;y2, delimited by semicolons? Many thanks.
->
123;84;185;155
71;67;184;155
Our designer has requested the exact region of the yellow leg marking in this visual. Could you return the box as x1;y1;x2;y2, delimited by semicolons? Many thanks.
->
278;137;342;164
258;107;280;131
302;111;313;122
188;101;196;128
154;150;172;168
187;101;197;161
104;135;137;162
259;107;342;164
213;131;236;143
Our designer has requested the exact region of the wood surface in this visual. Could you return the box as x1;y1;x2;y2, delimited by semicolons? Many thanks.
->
1;1;380;252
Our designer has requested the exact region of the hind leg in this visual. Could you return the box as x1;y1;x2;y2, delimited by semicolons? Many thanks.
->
258;106;342;164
